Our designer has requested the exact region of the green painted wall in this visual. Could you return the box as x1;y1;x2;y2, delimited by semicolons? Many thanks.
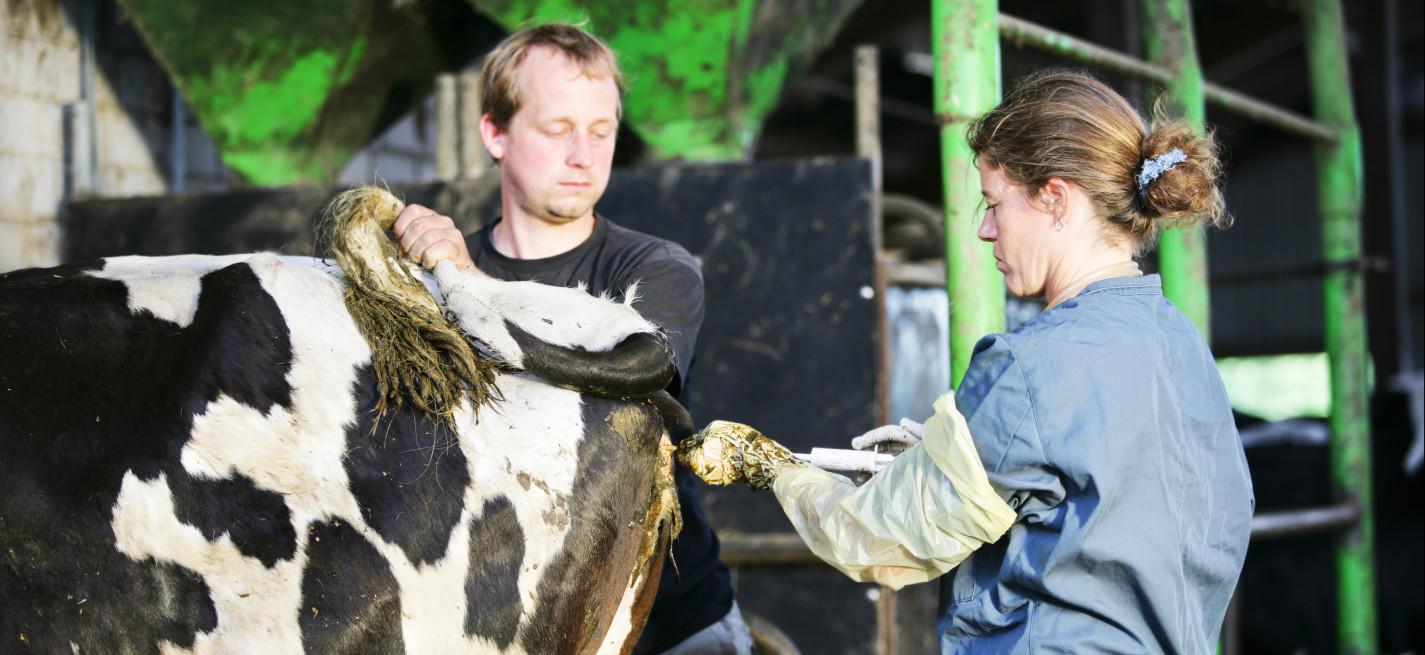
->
470;0;862;160
118;0;493;186
118;0;862;185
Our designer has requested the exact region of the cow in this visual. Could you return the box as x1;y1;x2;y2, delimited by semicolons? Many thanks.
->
0;188;683;654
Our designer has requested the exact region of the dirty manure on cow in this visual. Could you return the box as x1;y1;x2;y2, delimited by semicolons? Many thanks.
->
317;186;501;429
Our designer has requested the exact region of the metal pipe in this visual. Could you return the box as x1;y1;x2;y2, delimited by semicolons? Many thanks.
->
850;51;901;641
934;0;1004;388
170;88;186;193
857;46;895;464
855;45;883;218
997;14;1337;143
458;71;488;180
1139;0;1211;339
73;0;98;197
719;533;819;567
436;74;459;181
1203;84;1336;143
1208;256;1389;286
1301;0;1378;651
1221;586;1242;655
720;500;1364;568
1250;503;1359;540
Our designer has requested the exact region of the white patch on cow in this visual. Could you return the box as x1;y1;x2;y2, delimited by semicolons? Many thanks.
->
111;472;309;653
89;255;253;327
459;374;587;615
433;263;656;368
594;570;647;655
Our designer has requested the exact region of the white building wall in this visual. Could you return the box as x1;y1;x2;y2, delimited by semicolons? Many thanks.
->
1;0;77;272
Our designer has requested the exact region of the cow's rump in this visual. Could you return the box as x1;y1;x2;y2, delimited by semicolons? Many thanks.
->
0;252;675;654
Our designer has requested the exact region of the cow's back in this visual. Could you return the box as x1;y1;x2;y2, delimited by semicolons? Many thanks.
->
0;254;669;654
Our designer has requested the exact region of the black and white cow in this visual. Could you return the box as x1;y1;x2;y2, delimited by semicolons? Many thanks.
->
0;244;682;653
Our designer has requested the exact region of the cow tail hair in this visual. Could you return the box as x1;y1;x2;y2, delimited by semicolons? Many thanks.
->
317;186;501;430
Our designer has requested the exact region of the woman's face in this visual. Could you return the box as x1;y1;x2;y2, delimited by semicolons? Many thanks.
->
977;161;1056;297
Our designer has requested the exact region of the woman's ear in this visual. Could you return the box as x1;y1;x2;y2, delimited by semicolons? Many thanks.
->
1038;177;1072;220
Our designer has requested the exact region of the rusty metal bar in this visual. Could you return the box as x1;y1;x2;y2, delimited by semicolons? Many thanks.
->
856;43;898;655
997;13;1337;143
1221;588;1243;655
436;74;459;181
720;532;819;567
1208;256;1390;286
1250;502;1360;540
723;500;1362;567
458;71;489;180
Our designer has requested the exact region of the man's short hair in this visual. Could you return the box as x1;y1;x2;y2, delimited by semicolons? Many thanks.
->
479;23;626;129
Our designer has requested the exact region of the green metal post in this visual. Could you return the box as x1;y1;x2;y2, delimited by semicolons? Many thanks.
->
1302;0;1377;652
933;0;1003;388
1141;0;1211;339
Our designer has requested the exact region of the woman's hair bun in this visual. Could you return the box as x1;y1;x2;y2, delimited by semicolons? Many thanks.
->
1138;122;1229;230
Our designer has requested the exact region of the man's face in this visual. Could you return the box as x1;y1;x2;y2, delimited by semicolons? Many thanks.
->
484;46;620;225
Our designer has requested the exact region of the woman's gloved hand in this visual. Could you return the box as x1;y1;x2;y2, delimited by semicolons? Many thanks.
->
850;418;924;454
677;420;806;491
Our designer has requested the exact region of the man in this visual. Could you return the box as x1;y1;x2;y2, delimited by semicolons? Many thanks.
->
392;23;752;655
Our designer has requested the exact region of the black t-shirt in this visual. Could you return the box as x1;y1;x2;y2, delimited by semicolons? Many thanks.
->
468;216;734;652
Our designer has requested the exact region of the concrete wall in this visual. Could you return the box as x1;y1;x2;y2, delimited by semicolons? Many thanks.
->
1;0;76;272
1;0;226;272
339;96;440;186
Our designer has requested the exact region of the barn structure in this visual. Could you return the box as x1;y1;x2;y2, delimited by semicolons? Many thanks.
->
2;0;1421;652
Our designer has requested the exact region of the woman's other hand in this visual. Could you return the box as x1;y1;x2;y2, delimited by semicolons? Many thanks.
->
850;418;924;454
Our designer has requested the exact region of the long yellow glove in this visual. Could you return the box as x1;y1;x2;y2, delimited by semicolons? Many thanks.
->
680;393;1015;590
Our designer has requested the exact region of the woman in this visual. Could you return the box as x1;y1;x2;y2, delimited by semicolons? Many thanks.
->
681;70;1254;654
935;70;1255;654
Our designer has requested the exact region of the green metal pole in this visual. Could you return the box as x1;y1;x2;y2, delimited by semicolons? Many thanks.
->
934;0;1003;388
1141;0;1211;340
1302;0;1377;652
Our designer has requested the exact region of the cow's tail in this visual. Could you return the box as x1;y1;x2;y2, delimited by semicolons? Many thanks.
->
317;186;499;426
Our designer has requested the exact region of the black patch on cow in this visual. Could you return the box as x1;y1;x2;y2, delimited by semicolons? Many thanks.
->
505;320;676;398
518;396;664;654
1;259;297;650
152;263;299;566
344;365;470;566
464;495;525;647
0;521;219;653
169;471;297;567
299;519;405;654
